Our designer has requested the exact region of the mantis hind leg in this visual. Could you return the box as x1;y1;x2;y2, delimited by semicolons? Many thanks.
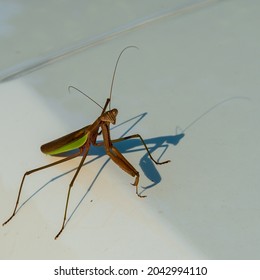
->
55;145;90;239
2;149;82;227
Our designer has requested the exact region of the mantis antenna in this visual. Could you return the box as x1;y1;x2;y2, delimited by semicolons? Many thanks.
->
108;45;139;110
68;46;138;111
68;85;103;109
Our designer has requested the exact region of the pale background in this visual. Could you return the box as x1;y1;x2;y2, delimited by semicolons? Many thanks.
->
0;0;259;259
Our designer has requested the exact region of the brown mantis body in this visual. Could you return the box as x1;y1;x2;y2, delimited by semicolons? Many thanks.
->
3;46;170;239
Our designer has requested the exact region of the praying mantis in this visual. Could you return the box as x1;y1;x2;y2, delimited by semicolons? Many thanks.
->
2;46;170;239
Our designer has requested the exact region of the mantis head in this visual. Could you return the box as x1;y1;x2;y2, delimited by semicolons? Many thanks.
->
100;109;118;125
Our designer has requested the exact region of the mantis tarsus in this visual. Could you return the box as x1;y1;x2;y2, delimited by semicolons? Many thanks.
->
2;46;170;239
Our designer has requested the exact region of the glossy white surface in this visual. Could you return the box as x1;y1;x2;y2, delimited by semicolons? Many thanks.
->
0;0;260;259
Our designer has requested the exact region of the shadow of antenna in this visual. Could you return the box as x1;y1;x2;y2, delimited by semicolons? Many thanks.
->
178;96;250;134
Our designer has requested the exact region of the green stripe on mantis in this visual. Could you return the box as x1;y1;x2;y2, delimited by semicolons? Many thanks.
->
46;134;88;155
